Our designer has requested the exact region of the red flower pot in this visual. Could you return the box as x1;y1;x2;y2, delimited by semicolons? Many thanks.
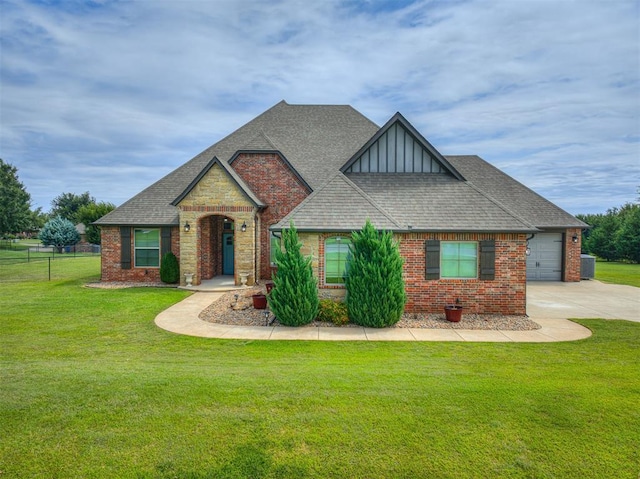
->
444;305;463;322
252;294;267;309
265;282;275;294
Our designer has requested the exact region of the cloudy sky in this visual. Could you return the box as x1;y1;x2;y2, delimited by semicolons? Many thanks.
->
1;0;638;215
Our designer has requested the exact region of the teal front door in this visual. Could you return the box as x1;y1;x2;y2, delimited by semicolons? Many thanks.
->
222;233;234;275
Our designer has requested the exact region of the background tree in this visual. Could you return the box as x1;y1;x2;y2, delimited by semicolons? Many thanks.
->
39;216;80;253
0;159;32;237
616;205;640;263
579;190;640;263
76;201;115;244
586;210;620;261
50;192;95;224
346;220;406;328
268;221;318;326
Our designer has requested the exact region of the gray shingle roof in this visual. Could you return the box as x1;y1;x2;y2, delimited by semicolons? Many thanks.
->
341;173;536;232
95;101;585;232
273;173;402;232
446;156;588;229
96;101;378;226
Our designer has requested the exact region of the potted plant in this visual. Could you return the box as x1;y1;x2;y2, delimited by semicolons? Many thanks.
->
252;293;267;309
444;299;463;322
184;272;194;287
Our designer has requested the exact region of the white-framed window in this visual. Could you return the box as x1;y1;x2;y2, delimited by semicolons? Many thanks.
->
441;242;477;279
270;230;281;266
325;236;351;285
134;229;160;267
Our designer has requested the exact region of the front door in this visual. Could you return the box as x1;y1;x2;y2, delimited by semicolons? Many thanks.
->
222;233;234;275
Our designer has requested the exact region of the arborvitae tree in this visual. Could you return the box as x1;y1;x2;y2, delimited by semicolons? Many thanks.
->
39;216;80;253
268;221;318;326
345;220;406;328
160;251;180;284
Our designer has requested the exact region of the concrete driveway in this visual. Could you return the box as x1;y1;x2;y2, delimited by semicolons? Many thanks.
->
527;280;640;322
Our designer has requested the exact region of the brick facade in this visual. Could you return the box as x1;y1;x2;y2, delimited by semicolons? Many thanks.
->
232;153;310;280
305;231;528;315
563;228;582;282
100;225;180;283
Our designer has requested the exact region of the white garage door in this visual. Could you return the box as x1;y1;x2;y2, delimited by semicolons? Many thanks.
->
527;233;563;281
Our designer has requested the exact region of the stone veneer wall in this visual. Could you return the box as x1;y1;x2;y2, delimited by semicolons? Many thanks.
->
232;153;310;280
176;163;258;286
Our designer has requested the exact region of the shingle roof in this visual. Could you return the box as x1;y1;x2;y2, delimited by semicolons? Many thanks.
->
96;101;585;232
273;173;402;232
344;173;536;232
446;156;588;229
95;101;379;226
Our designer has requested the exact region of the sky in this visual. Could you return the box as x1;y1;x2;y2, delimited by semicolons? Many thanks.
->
1;0;638;215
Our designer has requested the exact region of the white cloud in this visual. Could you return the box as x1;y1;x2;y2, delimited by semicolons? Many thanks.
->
1;0;638;214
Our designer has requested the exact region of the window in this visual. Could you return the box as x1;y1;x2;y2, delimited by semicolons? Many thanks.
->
441;242;477;278
325;236;351;284
270;230;281;266
134;229;160;267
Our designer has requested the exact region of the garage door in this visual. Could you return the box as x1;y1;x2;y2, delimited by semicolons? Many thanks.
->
527;233;563;281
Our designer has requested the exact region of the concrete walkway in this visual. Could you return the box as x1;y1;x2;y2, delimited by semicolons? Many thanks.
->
150;280;640;341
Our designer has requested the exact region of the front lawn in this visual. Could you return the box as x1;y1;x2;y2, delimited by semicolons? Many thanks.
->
1;262;639;478
595;261;640;287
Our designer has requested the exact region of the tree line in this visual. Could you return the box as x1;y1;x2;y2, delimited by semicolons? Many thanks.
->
1;158;115;245
577;189;640;264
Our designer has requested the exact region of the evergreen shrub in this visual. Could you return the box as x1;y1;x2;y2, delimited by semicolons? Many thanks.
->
345;220;406;328
268;221;318;326
160;251;180;284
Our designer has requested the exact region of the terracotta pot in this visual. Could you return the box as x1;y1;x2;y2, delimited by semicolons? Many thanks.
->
444;305;463;322
252;294;267;309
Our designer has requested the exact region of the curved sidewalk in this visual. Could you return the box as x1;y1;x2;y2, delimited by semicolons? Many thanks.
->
155;292;592;342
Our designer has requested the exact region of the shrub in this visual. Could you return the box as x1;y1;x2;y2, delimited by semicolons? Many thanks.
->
345;219;406;328
160;251;180;284
268;221;318;326
317;299;349;326
39;216;80;253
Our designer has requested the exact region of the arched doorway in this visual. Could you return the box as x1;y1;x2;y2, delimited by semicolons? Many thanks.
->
199;215;237;280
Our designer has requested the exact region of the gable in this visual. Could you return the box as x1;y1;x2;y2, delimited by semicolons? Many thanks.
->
172;157;263;208
341;113;464;180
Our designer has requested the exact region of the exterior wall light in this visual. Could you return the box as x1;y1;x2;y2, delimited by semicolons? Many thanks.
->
184;222;190;232
241;221;247;232
572;234;579;244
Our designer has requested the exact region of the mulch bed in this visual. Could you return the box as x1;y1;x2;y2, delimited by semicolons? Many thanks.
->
199;287;541;331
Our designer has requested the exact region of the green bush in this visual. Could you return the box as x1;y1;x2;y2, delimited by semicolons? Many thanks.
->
346;220;406;328
160;252;180;284
317;299;349;326
268;221;318;326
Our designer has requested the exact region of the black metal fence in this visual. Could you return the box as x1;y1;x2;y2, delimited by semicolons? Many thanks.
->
0;242;101;283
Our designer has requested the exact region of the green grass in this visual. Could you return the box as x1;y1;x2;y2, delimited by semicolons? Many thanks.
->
595;261;640;287
1;260;639;478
